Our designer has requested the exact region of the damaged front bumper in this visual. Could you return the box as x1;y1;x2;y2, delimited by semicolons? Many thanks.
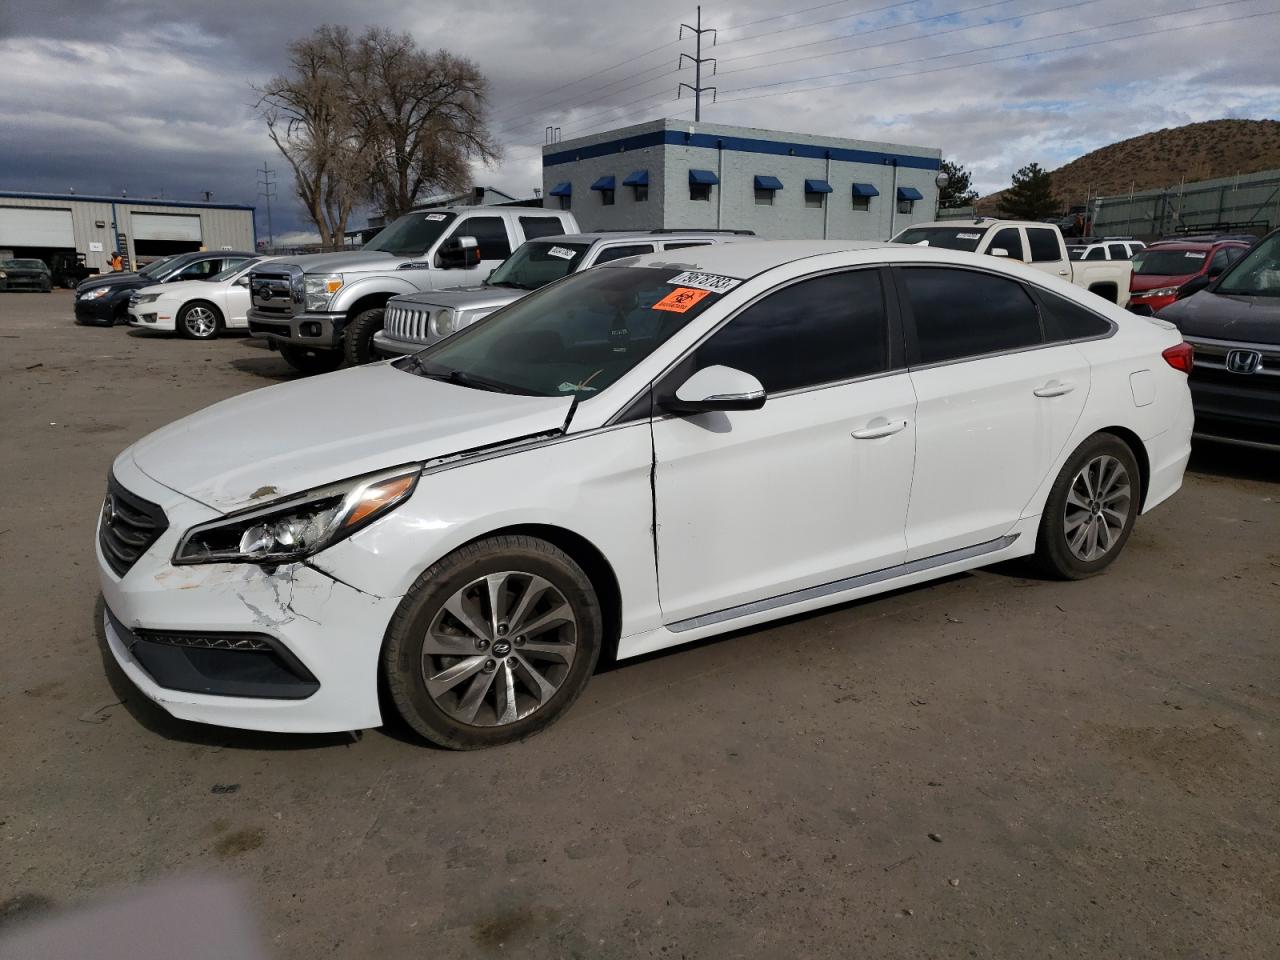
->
97;455;401;734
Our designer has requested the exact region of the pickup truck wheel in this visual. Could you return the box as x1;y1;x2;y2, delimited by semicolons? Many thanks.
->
279;343;342;375
177;301;223;340
344;307;386;365
382;535;603;750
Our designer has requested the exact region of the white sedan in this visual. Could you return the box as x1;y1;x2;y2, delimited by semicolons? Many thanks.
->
97;241;1193;748
128;257;272;339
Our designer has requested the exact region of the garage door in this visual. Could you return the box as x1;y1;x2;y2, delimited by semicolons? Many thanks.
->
131;213;203;242
0;207;74;247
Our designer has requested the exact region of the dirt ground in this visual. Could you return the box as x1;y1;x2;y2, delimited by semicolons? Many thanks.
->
1;290;1278;959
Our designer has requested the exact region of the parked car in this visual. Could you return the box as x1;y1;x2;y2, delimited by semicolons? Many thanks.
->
246;206;579;372
1126;239;1251;315
98;240;1191;748
1066;238;1146;261
0;258;53;292
127;257;275;339
74;251;255;326
374;230;756;359
1156;227;1280;450
892;219;1132;306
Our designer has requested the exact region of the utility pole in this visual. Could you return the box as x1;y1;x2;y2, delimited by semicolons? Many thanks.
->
257;162;277;251
678;6;717;122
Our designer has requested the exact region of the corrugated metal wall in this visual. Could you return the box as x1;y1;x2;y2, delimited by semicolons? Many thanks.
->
1092;169;1280;240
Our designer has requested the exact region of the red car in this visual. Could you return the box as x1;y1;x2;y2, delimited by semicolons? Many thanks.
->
1128;239;1250;314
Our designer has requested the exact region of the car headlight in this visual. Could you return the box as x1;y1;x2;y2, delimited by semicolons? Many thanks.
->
303;273;344;312
1145;286;1181;298
173;465;420;565
0;271;7;279
79;287;112;301
133;293;160;305
429;309;456;338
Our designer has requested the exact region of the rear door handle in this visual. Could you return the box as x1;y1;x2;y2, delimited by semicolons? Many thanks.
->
852;417;909;440
1033;379;1076;398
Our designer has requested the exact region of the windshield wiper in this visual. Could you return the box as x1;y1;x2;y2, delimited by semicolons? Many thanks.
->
488;280;534;290
406;357;526;395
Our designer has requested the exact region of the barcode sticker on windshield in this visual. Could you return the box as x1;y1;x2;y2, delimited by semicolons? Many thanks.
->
956;232;982;239
424;213;447;221
1184;251;1206;259
547;246;576;260
667;271;741;293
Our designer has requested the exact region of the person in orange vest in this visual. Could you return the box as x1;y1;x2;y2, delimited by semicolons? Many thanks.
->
108;251;124;272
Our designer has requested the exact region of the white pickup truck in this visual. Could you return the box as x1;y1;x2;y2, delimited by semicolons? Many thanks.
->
892;218;1132;307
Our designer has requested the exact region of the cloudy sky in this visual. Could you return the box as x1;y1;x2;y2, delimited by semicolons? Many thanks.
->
2;0;1277;240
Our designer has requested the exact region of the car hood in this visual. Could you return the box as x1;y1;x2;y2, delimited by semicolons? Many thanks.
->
128;363;574;513
391;285;524;310
1158;290;1280;345
1131;273;1195;292
266;250;404;275
78;272;143;291
3;265;48;275
134;278;224;298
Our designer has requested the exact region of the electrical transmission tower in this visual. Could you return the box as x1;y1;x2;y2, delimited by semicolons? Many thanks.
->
257;162;277;251
677;6;717;122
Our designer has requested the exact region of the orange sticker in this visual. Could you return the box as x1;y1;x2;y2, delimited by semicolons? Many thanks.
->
652;287;711;313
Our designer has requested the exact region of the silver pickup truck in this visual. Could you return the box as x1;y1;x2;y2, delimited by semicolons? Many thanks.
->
372;230;755;359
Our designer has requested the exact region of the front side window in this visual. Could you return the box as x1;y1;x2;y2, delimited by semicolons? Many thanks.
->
364;211;457;256
902;267;1042;365
1214;232;1280;297
1026;229;1062;262
213;257;262;282
990;228;1025;261
486;241;590;291
407;266;728;397
691;270;889;394
452;216;511;260
592;244;655;265
1108;244;1129;259
519;217;566;240
172;258;221;281
1085;246;1106;261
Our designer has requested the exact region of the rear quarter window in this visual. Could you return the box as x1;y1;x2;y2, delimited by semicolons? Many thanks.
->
1034;287;1113;342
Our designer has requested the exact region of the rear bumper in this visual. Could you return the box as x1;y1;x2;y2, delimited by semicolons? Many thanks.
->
247;309;344;350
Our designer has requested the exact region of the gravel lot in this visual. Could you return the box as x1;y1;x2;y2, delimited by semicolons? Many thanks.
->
2;290;1278;958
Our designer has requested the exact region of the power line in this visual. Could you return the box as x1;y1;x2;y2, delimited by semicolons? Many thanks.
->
677;5;719;121
719;0;931;48
256;162;277;250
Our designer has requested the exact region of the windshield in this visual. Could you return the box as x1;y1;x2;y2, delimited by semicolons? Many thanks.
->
2;259;46;269
1132;249;1208;276
892;226;985;252
364;211;457;256
486;241;590;291
401;266;728;397
212;257;261;282
139;255;180;278
1215;232;1280;297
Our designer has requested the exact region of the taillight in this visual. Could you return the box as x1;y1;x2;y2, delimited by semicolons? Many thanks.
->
1162;341;1194;374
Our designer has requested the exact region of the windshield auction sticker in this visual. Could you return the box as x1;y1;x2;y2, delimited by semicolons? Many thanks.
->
653;287;712;313
956;232;982;239
425;213;447;221
547;246;577;260
1184;252;1206;259
667;271;741;293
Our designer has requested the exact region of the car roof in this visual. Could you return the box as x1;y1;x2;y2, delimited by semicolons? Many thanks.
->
1144;240;1244;252
532;231;754;245
620;239;898;279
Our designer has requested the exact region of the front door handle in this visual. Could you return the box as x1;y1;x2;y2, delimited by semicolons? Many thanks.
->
1058;268;1070;276
1033;379;1076;398
852;417;909;440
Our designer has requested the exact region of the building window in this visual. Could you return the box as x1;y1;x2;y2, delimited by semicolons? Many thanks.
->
754;188;774;206
601;189;615;206
852;196;870;211
896;186;923;216
803;178;832;210
559;195;571;210
690;182;712;202
898;199;914;215
806;193;825;209
633;184;648;202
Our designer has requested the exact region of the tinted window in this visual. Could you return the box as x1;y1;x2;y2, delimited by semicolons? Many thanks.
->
172;258;220;280
1036;287;1112;342
902;267;1042;365
662;241;713;251
519;217;566;240
1108;244;1129;259
454;217;510;260
1208;248;1231;275
1027;229;1062;262
990;228;1024;261
593;244;655;265
692;270;888;394
1085;247;1106;261
893;226;984;251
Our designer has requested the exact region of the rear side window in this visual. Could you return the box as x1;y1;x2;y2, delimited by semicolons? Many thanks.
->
662;241;713;251
454;217;511;260
901;267;1042;365
593;243;655;264
1036;287;1112;342
693;270;889;393
1026;229;1062;262
519;217;567;240
1085;247;1106;261
989;228;1024;261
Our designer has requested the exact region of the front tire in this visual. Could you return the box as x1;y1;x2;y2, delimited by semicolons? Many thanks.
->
343;307;386;366
382;535;603;749
278;343;342;374
1034;433;1140;579
177;301;222;339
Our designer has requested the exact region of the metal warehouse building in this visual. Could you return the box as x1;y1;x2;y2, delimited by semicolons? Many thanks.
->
542;118;942;240
0;192;255;276
1091;168;1280;240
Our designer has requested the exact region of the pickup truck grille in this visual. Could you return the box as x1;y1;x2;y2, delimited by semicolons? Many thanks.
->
99;473;168;577
384;303;432;344
250;266;302;318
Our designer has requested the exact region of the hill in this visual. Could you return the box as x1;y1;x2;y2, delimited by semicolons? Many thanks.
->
975;118;1280;213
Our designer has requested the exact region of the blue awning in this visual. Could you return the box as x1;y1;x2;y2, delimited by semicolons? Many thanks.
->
548;181;572;198
689;169;719;186
897;186;924;201
591;176;616;191
804;179;833;194
851;182;880;198
623;169;649;187
754;175;784;191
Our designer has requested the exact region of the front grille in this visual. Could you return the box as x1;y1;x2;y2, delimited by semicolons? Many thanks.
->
1185;336;1280;392
384;303;432;343
99;473;168;577
250;268;301;318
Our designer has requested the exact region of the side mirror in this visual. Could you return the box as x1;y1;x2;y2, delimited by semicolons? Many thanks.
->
234;276;250;287
990;247;1011;258
439;236;480;269
1176;274;1212;301
664;365;766;415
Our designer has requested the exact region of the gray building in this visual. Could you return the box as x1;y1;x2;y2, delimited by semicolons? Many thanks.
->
541;118;942;240
0;191;255;274
1092;169;1280;240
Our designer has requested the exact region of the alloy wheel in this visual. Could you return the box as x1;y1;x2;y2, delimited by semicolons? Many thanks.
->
1064;454;1131;562
184;306;216;337
421;571;578;727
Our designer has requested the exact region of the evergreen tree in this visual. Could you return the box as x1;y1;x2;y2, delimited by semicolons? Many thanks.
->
997;162;1060;219
938;159;979;208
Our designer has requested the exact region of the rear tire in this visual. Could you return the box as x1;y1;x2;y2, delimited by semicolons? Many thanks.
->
279;343;342;375
343;307;386;366
382;535;603;750
177;301;223;340
1034;433;1140;580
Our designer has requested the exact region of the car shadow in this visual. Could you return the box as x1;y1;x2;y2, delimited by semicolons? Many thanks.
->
92;595;355;752
227;355;303;382
1187;440;1280;483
